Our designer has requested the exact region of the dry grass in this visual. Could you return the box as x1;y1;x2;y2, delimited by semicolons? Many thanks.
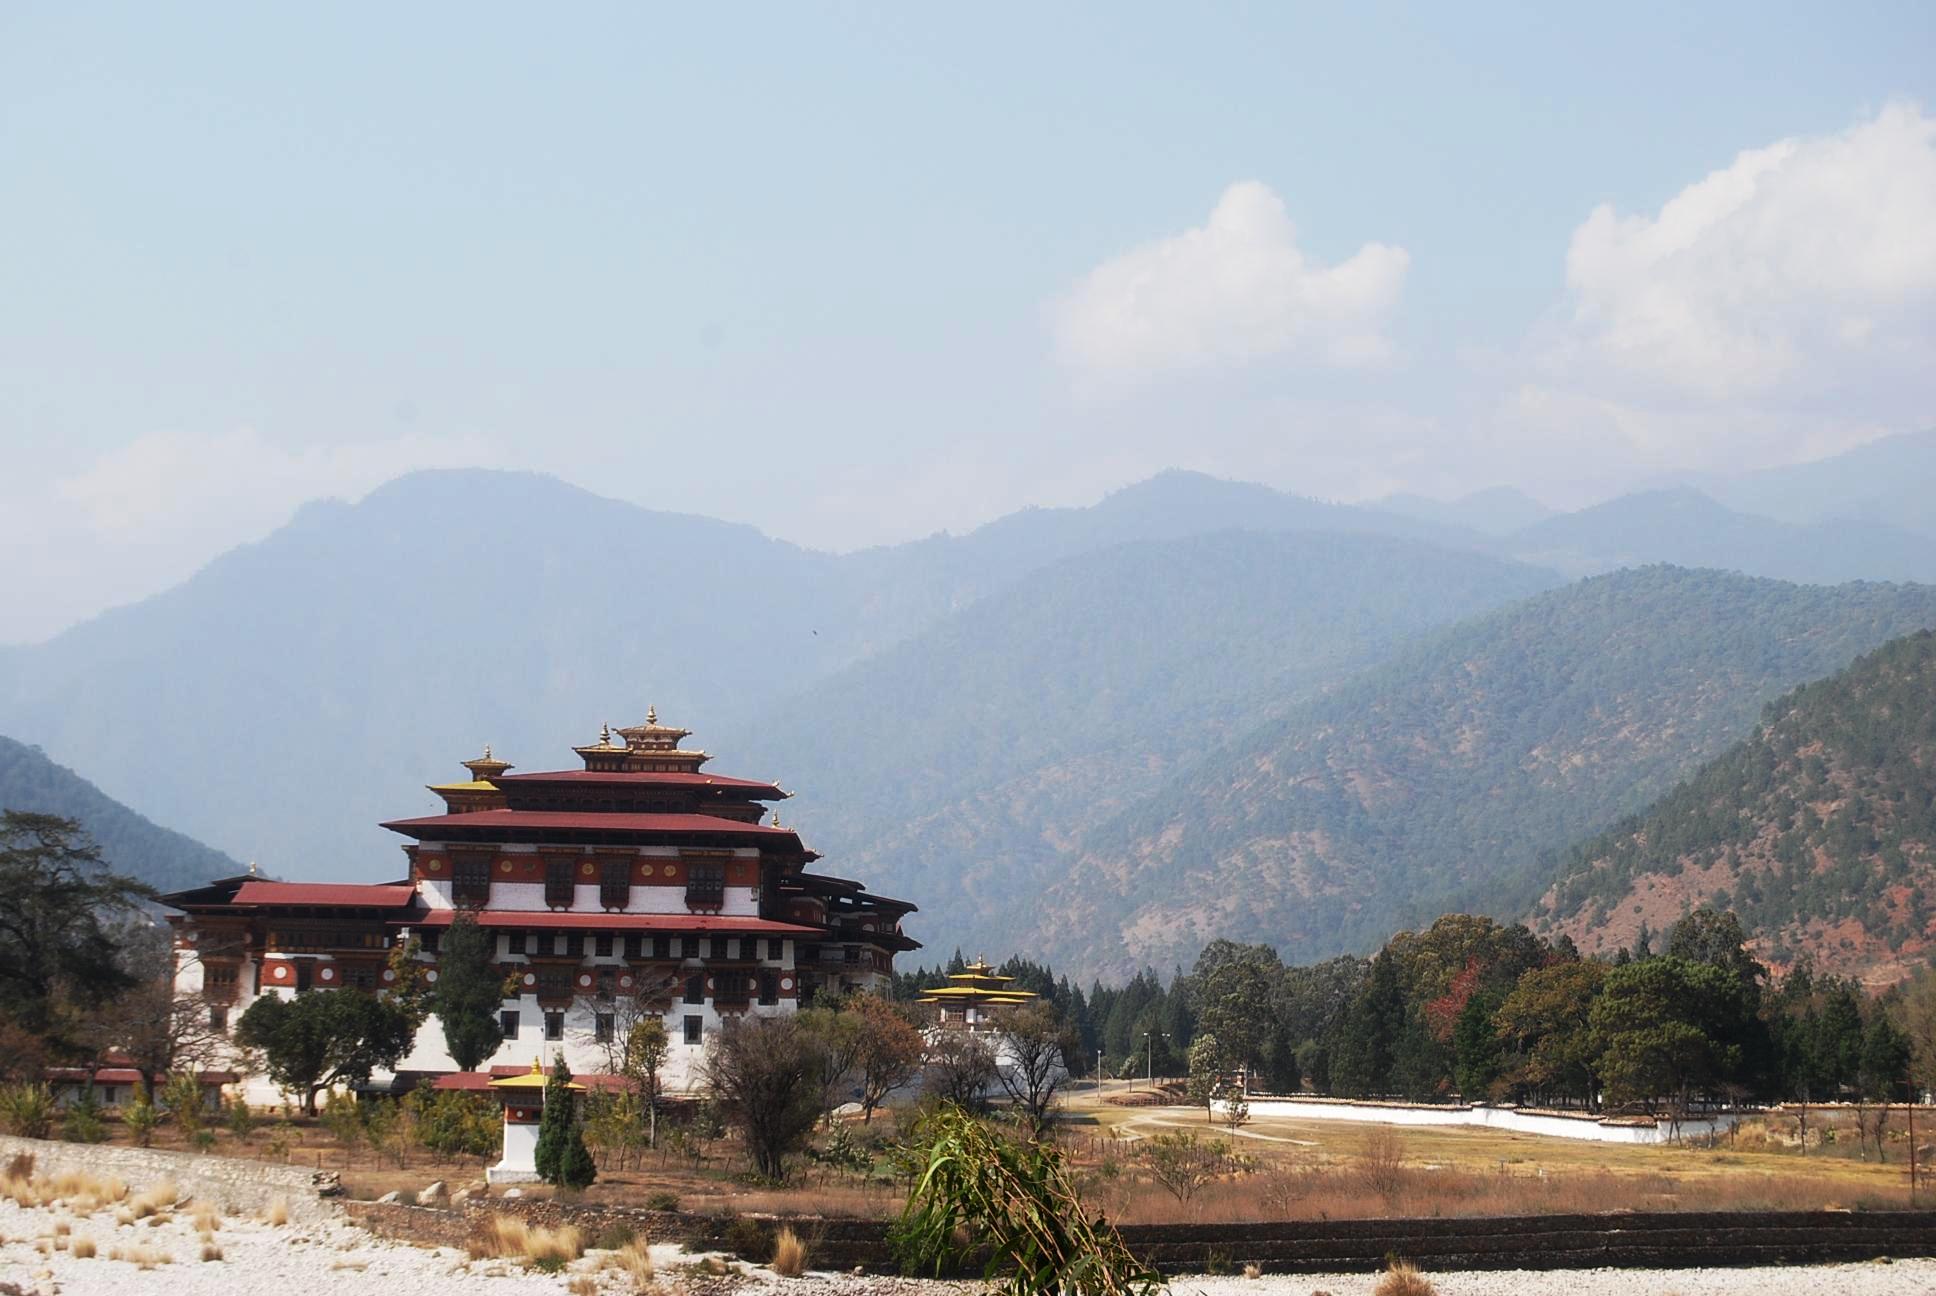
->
468;1212;586;1267
263;1195;290;1226
190;1199;222;1233
72;1234;98;1259
109;1242;173;1270
201;1241;225;1262
128;1179;180;1219
1242;1262;1262;1279
772;1226;808;1277
51;1219;70;1237
113;1206;134;1227
569;1278;599;1296
612;1237;655;1285
1374;1260;1436;1296
0;1165;128;1214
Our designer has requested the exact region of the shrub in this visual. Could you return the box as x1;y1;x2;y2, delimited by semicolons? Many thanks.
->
263;1196;290;1226
772;1226;808;1277
160;1072;206;1136
225;1100;257;1143
123;1098;160;1147
644;1190;681;1212
1356;1128;1407;1201
723;1213;772;1263
62;1093;109;1144
72;1235;98;1258
0;1084;55;1138
593;1222;637;1251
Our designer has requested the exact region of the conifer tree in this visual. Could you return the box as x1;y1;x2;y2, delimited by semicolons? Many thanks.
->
533;1052;576;1184
435;910;504;1072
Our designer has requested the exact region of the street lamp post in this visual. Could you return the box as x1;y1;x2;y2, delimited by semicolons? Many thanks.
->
1142;1030;1171;1092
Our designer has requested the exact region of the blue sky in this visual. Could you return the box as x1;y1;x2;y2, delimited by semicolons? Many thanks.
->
2;4;1933;641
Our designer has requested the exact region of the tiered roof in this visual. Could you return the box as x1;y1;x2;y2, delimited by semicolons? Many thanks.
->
918;959;1037;1006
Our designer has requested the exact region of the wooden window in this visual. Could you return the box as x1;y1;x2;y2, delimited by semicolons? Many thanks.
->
566;932;584;959
600;858;631;910
208;1006;228;1031
758;972;779;1006
595;933;613;958
596;969;614;999
452;855;491;907
594;1012;615;1042
536;966;571;1001
500;1010;520;1038
683;1015;702;1046
623;934;642;960
681;936;699;960
709;936;727;961
766;938;783;961
507;931;526;956
544;1011;564;1041
684;974;704;1005
419;930;441;954
685;861;725;908
545;858;575;908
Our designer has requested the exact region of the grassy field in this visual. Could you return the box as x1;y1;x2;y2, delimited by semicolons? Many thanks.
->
1055;1084;1926;1223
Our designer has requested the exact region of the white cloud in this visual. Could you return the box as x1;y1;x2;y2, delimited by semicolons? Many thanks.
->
0;429;505;643
1049;181;1410;390
1549;101;1936;404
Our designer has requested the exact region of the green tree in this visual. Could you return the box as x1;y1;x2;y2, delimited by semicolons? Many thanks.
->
533;1052;594;1188
1494;960;1606;1108
434;910;504;1071
233;988;417;1114
0;812;153;1053
701;1015;828;1180
1590;957;1745;1118
1451;989;1503;1100
1185;1032;1225;1120
993;1001;1078;1135
1330;949;1403;1097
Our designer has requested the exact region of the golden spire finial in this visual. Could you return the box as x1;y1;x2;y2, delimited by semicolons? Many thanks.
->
530;1056;543;1075
247;859;258;876
600;723;613;745
646;704;658;725
483;743;492;760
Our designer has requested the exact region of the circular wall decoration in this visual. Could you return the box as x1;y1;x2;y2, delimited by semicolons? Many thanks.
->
580;861;595;876
577;973;592;988
425;858;443;873
619;975;633;989
779;977;793;991
381;968;396;983
271;965;288;981
318;966;335;982
498;860;513;874
523;972;536;987
425;970;438;983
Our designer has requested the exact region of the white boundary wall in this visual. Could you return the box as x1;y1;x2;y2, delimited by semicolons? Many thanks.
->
1227;1097;1739;1145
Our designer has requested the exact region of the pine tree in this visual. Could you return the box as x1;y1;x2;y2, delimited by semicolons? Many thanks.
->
533;1052;574;1184
436;910;505;1072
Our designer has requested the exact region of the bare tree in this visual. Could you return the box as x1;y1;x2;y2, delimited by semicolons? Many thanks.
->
700;1015;828;1180
926;1030;998;1110
992;1002;1077;1134
89;925;230;1102
853;995;925;1122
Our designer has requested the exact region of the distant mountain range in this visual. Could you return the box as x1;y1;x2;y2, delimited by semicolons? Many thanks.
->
1536;629;1936;986
0;427;1931;981
1023;568;1936;977
0;733;240;892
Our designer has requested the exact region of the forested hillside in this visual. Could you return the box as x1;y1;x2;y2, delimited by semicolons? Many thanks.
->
1032;568;1936;978
1537;630;1936;984
723;530;1559;950
0;733;241;892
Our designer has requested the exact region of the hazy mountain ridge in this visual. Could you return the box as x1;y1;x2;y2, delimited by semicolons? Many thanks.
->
721;529;1561;947
1536;628;1936;984
0;733;241;892
0;468;1513;879
1031;568;1936;978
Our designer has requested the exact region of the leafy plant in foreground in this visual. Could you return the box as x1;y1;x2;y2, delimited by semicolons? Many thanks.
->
891;1103;1160;1296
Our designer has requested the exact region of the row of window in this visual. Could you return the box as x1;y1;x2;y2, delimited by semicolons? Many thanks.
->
502;1011;710;1047
501;932;782;961
450;856;735;908
526;967;781;1006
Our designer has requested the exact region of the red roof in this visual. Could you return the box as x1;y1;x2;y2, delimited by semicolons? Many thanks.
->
496;770;786;795
380;810;803;839
232;881;417;908
400;909;822;935
434;1070;633;1092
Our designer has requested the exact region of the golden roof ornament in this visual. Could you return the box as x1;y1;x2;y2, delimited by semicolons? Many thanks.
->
646;704;657;725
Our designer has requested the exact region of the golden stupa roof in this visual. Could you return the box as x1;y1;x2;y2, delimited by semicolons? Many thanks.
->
489;1057;584;1090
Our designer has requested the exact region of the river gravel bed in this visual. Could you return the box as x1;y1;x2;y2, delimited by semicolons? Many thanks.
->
5;1194;1935;1296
